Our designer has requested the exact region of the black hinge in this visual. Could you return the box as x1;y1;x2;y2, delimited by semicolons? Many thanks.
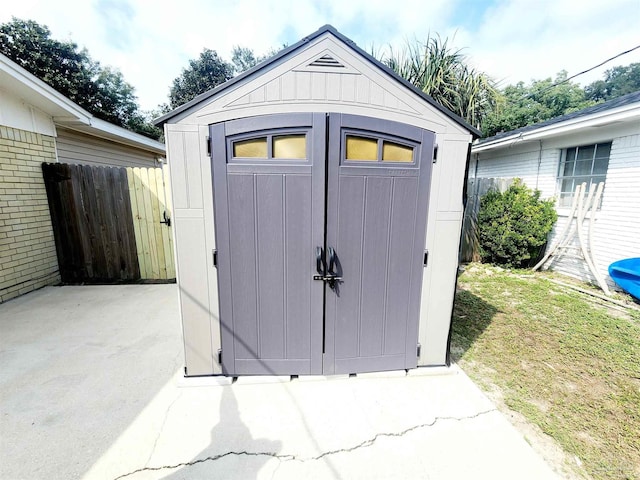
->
417;343;421;357
423;250;429;267
206;136;211;156
433;144;438;163
212;249;218;267
217;349;222;364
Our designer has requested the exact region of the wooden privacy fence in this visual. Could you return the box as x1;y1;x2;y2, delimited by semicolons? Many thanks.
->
460;177;513;263
42;163;174;283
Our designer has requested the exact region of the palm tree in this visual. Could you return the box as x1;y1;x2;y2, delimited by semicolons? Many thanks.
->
378;35;498;129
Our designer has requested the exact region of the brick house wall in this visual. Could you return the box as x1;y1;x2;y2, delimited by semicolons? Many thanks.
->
0;125;60;302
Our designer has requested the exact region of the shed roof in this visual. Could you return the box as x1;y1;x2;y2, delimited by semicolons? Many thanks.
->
476;90;640;148
154;25;481;137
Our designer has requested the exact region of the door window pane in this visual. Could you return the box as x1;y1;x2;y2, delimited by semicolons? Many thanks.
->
346;135;378;161
273;135;306;159
382;141;413;162
233;138;267;158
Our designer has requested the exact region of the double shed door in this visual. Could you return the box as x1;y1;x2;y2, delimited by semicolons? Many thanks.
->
211;113;434;376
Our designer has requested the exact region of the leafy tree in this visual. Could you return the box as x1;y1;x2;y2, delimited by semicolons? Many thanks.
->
477;179;557;268
126;111;163;140
231;46;261;74
379;35;499;129
482;71;594;137
168;49;234;109
91;67;138;125
1;19;95;103
167;44;287;109
584;63;640;102
230;45;286;74
0;18;160;140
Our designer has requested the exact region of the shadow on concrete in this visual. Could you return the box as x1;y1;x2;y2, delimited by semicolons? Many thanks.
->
161;387;281;479
179;287;343;479
449;289;498;362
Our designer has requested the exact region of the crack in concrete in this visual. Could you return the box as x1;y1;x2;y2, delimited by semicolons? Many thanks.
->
113;451;295;480
144;391;183;468
308;408;496;461
113;408;496;479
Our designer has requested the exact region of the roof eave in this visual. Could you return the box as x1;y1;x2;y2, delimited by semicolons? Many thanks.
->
1;53;165;155
1;53;92;125
78;117;166;155
472;104;640;152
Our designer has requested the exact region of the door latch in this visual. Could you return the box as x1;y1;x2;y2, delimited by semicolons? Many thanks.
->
313;246;342;289
160;210;171;227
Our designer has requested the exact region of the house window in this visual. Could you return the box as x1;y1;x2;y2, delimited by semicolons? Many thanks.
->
557;142;611;208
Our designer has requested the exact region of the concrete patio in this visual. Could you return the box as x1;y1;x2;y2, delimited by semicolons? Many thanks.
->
0;285;561;479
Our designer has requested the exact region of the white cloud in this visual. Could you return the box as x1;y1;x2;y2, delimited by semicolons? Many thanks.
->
456;0;640;86
1;0;639;112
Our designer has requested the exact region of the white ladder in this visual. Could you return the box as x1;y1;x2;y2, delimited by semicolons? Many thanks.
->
533;182;610;295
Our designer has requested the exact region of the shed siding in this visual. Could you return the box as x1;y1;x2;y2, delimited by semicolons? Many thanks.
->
0;125;60;302
473;132;640;287
165;126;220;375
226;70;420;115
56;127;159;168
420;138;470;365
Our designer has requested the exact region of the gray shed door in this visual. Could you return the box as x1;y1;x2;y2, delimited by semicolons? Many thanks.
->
211;113;433;376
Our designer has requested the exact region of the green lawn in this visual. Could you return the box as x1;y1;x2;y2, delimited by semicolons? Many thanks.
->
451;264;640;480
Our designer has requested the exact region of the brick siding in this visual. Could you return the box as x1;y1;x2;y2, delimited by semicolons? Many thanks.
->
0;125;60;302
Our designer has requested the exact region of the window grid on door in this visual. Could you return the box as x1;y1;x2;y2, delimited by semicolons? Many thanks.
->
230;132;308;160
343;132;416;164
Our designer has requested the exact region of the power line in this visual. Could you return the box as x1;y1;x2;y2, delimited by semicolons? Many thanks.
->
525;44;640;98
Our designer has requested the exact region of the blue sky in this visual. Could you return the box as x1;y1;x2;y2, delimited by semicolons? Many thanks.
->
2;0;639;111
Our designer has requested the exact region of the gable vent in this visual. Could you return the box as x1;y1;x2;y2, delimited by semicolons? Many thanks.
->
309;54;345;68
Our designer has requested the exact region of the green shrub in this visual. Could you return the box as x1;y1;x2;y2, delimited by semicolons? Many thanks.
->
477;179;557;268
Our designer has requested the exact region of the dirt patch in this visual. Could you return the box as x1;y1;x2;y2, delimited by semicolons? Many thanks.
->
461;367;590;480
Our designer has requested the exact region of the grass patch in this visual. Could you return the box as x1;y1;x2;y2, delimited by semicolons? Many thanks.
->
452;264;640;480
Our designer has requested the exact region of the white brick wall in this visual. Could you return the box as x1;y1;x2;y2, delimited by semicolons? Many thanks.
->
0;125;60;302
474;142;559;198
472;132;640;288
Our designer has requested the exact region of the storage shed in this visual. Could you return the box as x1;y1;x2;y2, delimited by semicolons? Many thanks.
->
156;25;480;376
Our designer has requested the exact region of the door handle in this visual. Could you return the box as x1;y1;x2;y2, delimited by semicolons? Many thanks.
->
314;247;326;281
316;247;325;275
313;246;341;287
326;247;342;290
326;247;341;280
